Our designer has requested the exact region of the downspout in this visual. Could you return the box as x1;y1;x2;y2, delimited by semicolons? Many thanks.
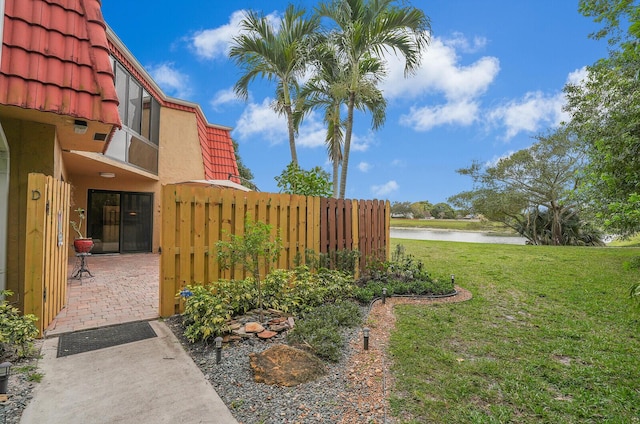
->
0;124;9;292
0;0;8;291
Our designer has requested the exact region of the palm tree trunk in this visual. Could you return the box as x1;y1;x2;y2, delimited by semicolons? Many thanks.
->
339;93;356;199
285;105;298;166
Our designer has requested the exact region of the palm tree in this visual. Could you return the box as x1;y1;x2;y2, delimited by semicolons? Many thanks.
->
229;5;319;166
316;0;430;198
297;44;386;197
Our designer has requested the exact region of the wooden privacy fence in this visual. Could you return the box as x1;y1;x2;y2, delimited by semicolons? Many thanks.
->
23;173;70;336
160;184;389;316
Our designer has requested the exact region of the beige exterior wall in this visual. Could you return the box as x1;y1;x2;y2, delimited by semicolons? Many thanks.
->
158;107;205;180
3;117;59;305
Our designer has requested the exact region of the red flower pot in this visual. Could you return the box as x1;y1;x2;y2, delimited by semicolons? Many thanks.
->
73;238;94;253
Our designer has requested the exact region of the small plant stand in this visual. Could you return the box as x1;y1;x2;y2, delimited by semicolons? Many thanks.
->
72;252;93;279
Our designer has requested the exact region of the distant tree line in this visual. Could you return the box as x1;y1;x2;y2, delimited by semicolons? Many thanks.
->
390;201;460;220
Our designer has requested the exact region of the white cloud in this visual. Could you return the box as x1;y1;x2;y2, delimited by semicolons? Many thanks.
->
210;87;239;109
391;159;405;167
191;10;281;60
443;32;488;53
233;100;333;149
371;180;399;197
384;34;500;132
147;63;191;98
567;66;588;86
234;98;286;143
296;113;327;148
191;11;245;59
488;91;566;140
382;36;500;102
358;162;372;172
400;99;479;131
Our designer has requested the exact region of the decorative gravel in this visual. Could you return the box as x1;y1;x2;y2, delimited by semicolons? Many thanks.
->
164;309;386;424
3;339;44;424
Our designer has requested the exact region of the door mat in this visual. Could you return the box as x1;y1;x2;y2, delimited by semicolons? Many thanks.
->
57;321;157;358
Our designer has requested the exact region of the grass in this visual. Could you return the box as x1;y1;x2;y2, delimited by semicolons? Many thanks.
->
13;364;43;383
391;218;514;234
609;233;640;247
387;239;640;423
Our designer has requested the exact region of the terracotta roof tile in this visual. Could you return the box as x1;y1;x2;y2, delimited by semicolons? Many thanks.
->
0;0;120;126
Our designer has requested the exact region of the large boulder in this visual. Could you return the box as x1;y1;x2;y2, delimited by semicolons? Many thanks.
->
249;344;325;386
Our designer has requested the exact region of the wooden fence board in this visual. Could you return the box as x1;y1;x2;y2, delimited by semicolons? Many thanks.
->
159;184;389;316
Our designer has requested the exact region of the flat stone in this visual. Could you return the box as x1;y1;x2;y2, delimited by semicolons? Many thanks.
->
269;323;289;332
228;322;242;331
257;330;277;339
245;322;265;333
287;317;295;328
222;334;242;343
231;327;252;338
249;344;326;386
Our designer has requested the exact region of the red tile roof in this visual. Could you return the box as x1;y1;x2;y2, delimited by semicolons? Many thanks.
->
0;0;121;127
171;100;240;182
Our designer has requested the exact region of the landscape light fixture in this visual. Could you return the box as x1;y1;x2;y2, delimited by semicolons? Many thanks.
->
382;287;387;304
215;337;223;364
451;274;455;286
363;328;370;351
0;362;11;394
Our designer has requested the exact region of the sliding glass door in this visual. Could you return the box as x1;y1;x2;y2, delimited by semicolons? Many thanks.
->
87;190;153;253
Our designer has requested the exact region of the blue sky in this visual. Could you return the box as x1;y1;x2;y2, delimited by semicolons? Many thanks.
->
101;1;608;204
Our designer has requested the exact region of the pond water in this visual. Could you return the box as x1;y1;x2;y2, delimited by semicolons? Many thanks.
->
390;227;528;245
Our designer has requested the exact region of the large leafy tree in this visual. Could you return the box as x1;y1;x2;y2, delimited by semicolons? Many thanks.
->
316;0;430;198
296;43;386;197
229;5;320;166
564;0;640;236
232;139;257;191
448;128;598;245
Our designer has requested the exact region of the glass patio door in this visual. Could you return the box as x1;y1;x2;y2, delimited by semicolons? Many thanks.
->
87;190;153;253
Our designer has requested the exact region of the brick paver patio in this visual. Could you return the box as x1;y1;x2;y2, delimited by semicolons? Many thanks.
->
45;253;160;336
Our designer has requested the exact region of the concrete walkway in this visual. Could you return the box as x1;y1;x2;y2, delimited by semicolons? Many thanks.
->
21;320;238;424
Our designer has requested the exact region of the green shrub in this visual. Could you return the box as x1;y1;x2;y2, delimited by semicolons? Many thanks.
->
287;301;361;362
179;285;233;343
210;279;257;315
0;291;39;359
262;267;355;314
354;245;455;303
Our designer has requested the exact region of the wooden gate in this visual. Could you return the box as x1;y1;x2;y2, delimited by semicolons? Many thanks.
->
23;173;70;335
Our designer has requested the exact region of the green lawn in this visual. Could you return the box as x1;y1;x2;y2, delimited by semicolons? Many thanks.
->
388;239;640;423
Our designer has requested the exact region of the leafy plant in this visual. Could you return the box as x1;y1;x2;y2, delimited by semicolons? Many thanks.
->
287;301;361;362
0;291;39;359
216;215;282;321
262;267;355;314
275;162;332;197
179;285;232;343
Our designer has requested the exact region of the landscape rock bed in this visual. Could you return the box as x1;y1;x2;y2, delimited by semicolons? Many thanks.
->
165;304;392;424
3;339;44;424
